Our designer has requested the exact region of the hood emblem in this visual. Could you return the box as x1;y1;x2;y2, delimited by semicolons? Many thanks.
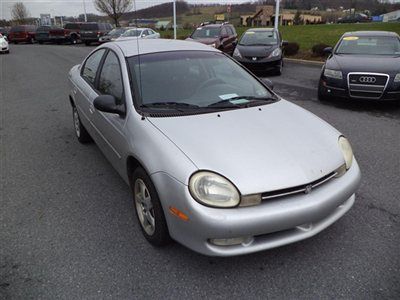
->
305;184;313;194
252;57;257;61
359;76;376;84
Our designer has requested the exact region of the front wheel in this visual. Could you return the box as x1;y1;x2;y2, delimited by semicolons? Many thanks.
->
70;35;78;44
72;106;92;143
318;81;331;102
131;168;171;246
84;41;91;46
274;59;283;76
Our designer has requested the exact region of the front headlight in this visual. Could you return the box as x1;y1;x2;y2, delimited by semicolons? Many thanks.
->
269;48;282;58
211;43;216;48
189;171;240;208
394;73;400;82
233;47;242;58
338;136;353;170
324;68;343;80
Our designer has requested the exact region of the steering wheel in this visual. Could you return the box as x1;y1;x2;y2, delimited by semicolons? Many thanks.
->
196;77;226;91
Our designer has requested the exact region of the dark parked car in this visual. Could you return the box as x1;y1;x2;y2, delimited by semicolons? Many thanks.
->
318;31;400;102
99;27;128;43
338;13;371;23
8;25;37;44
35;25;62;44
49;22;84;44
232;28;287;75
80;22;113;46
186;22;238;55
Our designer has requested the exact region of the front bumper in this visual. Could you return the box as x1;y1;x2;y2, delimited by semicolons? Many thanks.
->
320;76;400;101
0;45;9;52
151;160;361;256
235;56;281;72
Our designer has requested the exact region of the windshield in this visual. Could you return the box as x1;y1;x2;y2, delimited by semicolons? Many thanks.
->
240;30;278;46
121;29;142;37
336;36;400;55
127;51;274;110
191;27;220;39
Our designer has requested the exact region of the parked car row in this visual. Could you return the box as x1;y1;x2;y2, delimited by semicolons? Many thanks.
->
0;33;9;54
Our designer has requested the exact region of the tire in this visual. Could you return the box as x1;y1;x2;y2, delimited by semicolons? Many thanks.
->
14;41;18;44
29;37;35;44
5;50;9;54
274;59;283;76
72;106;92;143
84;41;91;46
131;167;171;247
38;41;43;44
318;81;331;102
70;35;78;45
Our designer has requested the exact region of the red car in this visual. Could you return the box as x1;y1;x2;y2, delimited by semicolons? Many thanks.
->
8;25;37;44
49;23;84;44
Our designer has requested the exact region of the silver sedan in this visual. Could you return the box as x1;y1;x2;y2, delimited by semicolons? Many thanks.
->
68;39;361;256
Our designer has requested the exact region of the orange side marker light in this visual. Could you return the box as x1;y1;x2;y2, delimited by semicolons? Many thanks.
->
169;206;189;221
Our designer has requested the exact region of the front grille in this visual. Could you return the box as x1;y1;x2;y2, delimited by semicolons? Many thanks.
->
244;56;264;61
261;171;336;200
348;73;389;99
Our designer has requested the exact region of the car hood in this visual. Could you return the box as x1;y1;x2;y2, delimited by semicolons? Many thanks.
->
328;54;400;75
186;37;218;45
0;37;7;43
236;44;276;57
148;100;344;195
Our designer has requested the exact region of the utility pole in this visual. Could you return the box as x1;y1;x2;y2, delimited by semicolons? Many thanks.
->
173;0;177;39
83;0;88;22
274;0;280;30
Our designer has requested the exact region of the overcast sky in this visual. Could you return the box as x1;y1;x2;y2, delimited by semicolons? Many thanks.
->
0;0;250;20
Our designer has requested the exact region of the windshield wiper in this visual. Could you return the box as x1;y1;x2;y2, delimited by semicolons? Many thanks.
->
140;102;200;112
207;96;276;108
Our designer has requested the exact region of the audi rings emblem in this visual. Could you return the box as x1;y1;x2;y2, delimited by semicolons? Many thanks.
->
359;76;376;84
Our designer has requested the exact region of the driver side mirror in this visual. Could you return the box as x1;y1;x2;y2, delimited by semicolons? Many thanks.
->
93;95;125;116
220;34;229;40
282;40;289;47
323;47;333;54
141;34;146;38
261;78;274;90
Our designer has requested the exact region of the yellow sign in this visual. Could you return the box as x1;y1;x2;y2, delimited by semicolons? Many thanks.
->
215;14;225;21
343;36;359;41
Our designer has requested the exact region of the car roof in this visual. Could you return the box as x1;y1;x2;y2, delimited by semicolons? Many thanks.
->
112;38;219;57
246;28;276;32
343;31;399;37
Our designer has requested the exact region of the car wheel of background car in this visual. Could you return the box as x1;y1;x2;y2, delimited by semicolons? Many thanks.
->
38;41;43;44
72;106;92;143
14;41;18;44
29;37;35;44
70;35;78;45
274;60;283;76
6;50;9;54
317;82;331;102
131;167;171;246
85;41;91;46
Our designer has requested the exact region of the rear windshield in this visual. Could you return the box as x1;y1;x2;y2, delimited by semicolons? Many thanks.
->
191;27;220;39
336;36;400;55
81;24;98;31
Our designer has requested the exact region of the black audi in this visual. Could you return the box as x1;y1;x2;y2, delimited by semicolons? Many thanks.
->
318;31;400;102
232;28;287;75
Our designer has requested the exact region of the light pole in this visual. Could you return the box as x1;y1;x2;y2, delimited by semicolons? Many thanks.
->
173;0;177;39
83;0;88;22
274;0;280;30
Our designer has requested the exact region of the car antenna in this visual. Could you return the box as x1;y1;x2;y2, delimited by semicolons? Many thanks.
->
133;0;144;121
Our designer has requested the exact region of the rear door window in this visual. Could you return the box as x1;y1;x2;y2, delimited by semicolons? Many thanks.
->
82;49;106;86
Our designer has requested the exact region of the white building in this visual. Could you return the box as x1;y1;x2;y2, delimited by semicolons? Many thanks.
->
382;10;400;22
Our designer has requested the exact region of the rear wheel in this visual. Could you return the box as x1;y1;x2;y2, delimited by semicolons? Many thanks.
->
131;167;171;246
70;35;78;45
72;106;92;143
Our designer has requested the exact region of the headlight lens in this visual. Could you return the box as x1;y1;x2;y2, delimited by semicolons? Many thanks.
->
233;47;242;58
269;48;282;58
211;43;216;48
189;171;240;208
324;68;343;80
338;136;353;170
394;73;400;82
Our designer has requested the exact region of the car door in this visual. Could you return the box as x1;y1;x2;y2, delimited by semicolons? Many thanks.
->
75;48;107;136
92;50;127;175
220;27;232;54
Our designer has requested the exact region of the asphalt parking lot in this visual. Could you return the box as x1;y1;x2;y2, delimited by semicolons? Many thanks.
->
1;44;399;299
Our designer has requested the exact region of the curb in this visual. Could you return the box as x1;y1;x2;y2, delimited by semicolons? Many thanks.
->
284;58;325;66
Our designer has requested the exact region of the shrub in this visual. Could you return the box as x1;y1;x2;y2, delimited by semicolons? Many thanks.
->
283;42;300;56
312;43;331;56
163;33;173;39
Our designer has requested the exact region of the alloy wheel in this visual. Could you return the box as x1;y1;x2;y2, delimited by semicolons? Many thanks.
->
134;178;156;236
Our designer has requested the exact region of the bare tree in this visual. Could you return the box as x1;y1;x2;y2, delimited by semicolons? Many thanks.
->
94;0;133;27
11;2;29;24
